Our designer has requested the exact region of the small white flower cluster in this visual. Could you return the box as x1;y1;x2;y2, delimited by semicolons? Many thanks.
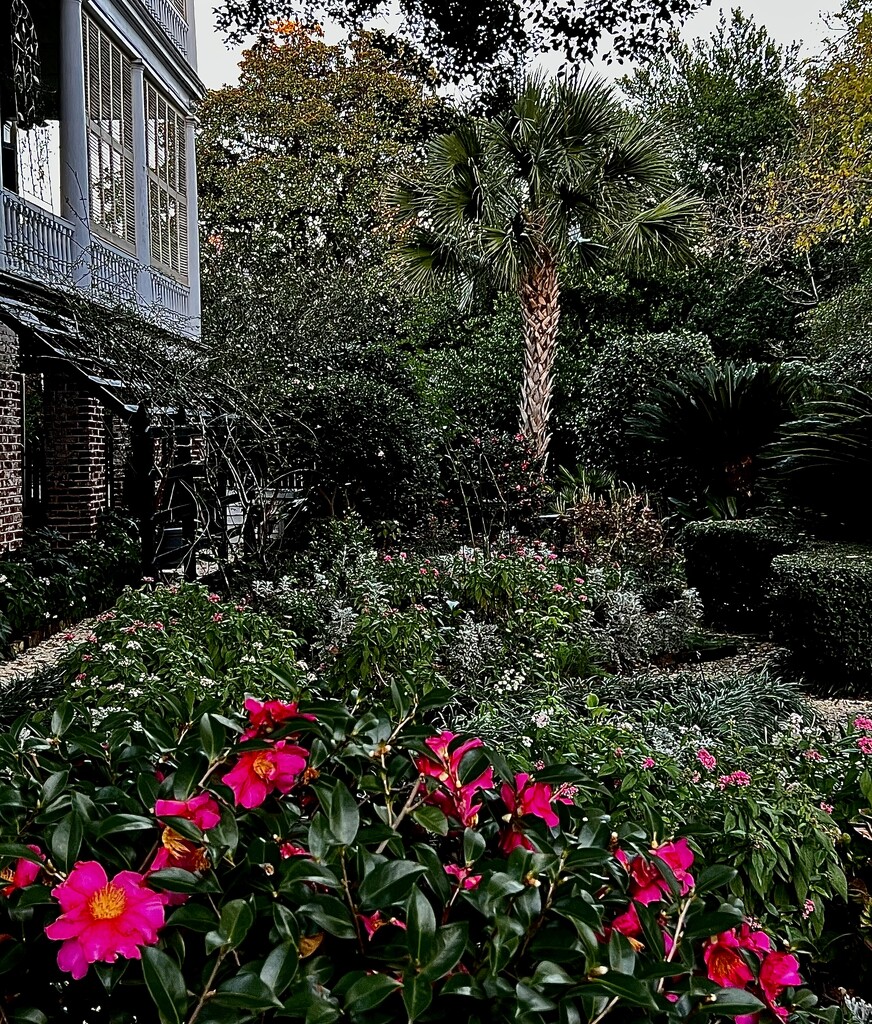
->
494;667;526;694
531;709;552;729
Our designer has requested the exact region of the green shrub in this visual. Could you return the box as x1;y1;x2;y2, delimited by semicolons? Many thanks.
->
572;330;714;485
59;583;303;712
683;518;803;631
593;669;809;746
769;545;872;693
632;361;803;514
0;516;140;653
0;689;810;1023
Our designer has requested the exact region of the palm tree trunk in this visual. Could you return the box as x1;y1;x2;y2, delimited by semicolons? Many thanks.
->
518;253;561;461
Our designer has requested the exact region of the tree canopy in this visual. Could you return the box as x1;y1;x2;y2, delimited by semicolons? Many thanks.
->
621;9;800;199
213;0;714;79
198;23;450;272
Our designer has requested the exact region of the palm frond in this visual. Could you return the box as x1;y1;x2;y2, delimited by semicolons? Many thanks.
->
609;189;705;267
602;115;676;190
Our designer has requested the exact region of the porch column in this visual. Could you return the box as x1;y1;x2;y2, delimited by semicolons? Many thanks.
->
184;114;201;335
130;61;154;306
60;0;91;287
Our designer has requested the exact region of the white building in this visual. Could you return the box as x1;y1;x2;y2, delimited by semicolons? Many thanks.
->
0;0;204;333
0;0;206;556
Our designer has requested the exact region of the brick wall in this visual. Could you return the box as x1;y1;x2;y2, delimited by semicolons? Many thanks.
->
0;323;24;553
43;374;109;540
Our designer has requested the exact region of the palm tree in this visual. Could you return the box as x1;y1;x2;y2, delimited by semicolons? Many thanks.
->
389;73;704;460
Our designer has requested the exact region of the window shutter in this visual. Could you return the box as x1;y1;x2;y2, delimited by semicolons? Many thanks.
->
145;80;189;282
82;12;136;250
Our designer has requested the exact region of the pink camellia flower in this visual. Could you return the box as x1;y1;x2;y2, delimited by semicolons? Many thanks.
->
804;749;823;762
697;749;717;771
242;698;316;740
704;932;756;989
360;912;407;939
1;845;44;896
415;732;494;828
820;801;834;814
858;737;872;755
207;593;221;603
212;613;223;623
444;864;482;890
854;716;872;732
552;584;564;593
383;555;393;563
279;843;309;859
641;757;656;769
610;902;676;954
151;795;221;872
759;951;802;1016
222;740;309;809
44;862;166;979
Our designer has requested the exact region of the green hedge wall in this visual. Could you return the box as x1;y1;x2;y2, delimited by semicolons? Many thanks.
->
769;545;872;693
683;518;802;631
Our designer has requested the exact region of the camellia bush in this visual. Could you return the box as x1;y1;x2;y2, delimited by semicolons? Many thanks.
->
0;688;823;1024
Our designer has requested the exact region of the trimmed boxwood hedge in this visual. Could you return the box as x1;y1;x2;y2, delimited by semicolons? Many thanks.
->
769;545;872;693
683;518;802;631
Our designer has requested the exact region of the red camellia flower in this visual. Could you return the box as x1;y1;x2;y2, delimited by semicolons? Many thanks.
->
1;845;44;896
151;794;221;872
760;951;802;1018
498;773;571;852
222;740;309;809
360;912;407;939
444;864;482;890
242;697;317;741
618;838;695;905
44;862;166;979
415;731;494;828
279;843;309;859
704;933;756;989
704;925;799;1024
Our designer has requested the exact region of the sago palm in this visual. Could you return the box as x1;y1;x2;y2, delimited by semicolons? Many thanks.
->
389;73;704;460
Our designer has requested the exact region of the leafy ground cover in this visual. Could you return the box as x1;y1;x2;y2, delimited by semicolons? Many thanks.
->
0;525;869;1020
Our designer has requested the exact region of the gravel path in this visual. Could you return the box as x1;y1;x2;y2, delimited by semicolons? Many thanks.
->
0;619;93;687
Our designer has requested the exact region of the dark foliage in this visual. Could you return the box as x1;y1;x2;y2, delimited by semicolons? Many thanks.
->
769;545;872;694
632;362;802;514
683;518;803;631
214;0;714;80
769;386;872;539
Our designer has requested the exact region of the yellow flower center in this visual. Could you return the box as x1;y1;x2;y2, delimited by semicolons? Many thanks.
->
161;826;190;858
253;752;275;781
88;883;127;922
0;868;14;884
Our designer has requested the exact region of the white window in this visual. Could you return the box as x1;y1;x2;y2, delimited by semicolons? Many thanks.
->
83;14;136;250
146;82;188;282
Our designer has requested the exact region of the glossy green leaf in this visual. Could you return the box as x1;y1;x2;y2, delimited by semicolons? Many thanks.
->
358;860;426;910
141;947;188;1024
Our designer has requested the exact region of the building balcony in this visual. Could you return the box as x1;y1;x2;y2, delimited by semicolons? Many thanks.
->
141;0;190;61
1;188;197;335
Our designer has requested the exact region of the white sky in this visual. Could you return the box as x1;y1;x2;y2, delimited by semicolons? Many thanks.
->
194;0;842;91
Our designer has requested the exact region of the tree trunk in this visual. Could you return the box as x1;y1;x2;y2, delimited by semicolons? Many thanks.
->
518;253;561;462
